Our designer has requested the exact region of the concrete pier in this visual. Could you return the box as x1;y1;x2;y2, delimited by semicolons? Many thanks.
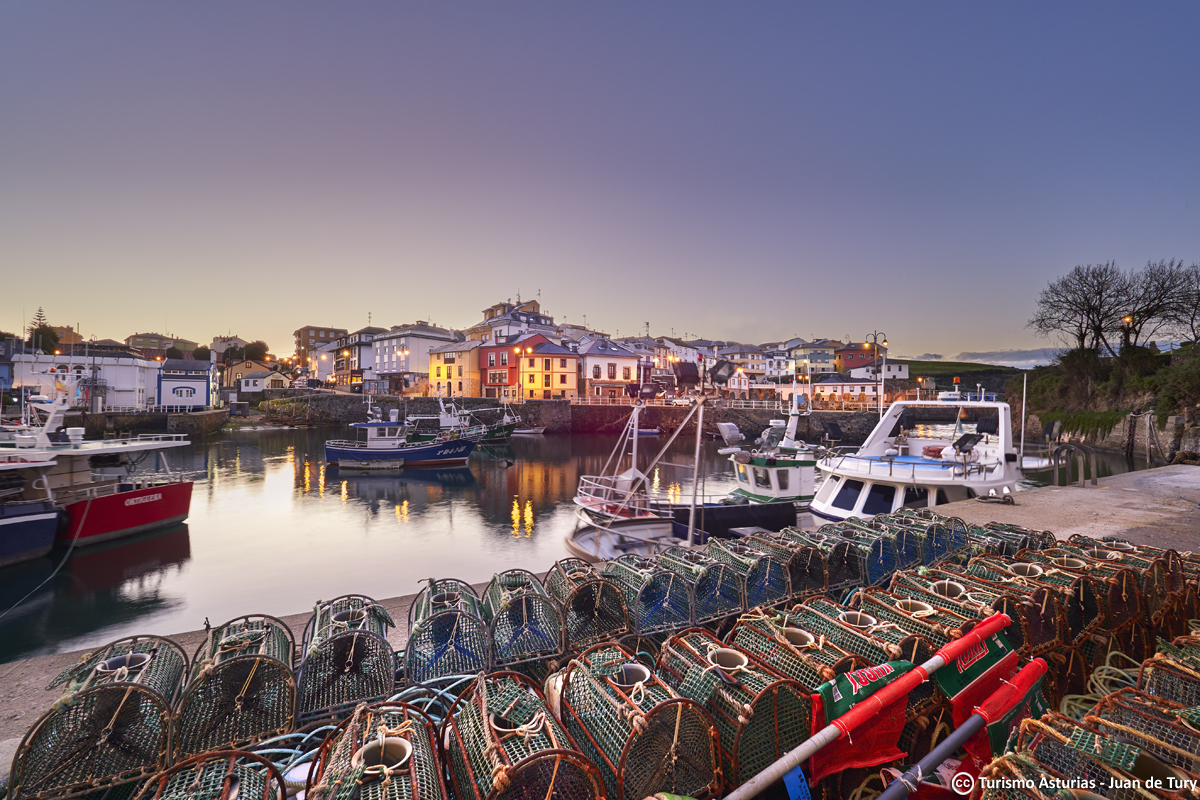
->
1;465;1198;784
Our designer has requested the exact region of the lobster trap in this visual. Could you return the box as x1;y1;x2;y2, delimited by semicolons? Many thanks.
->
404;580;491;685
704;539;791;608
297;595;397;726
840;518;925;570
443;671;604;800
1088;688;1200;775
482;569;564;674
558;643;721;800
174;614;297;759
657;627;812;786
874;514;965;564
9;635;188;800
546;559;630;652
967;554;1106;647
602;555;693;635
1140;652;1200;709
923;565;1066;656
655;546;745;626
854;586;975;647
738;531;829;598
725;610;867;690
305;701;448;800
132;750;286;800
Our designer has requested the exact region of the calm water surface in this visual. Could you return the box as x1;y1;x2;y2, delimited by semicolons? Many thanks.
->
0;424;1146;664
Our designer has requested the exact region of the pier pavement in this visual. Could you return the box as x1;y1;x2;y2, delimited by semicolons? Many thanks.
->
2;465;1198;783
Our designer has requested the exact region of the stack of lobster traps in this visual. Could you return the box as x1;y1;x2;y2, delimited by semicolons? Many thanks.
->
404;578;491;684
654;545;745;628
545;558;631;654
480;569;564;681
297;594;397;725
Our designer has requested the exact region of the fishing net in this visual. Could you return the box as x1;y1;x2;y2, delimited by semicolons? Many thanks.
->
407;578;485;632
737;532;829;599
1088;688;1200;775
303;594;395;656
174;614;297;759
854;586;975;648
546;559;598;604
443;671;604;800
602;555;694;635
655;547;745;625
10;682;173;800
966;554;1105;646
305;701;447;800
559;576;631;654
404;608;491;684
725;610;867;690
132;750;285;800
487;582;564;672
656;628;812;787
558;643;721;800
704;539;791;609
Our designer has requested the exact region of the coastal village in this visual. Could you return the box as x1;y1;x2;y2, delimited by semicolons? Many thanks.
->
1;299;943;415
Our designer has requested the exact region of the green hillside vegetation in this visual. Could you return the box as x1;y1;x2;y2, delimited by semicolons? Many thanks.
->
894;360;1020;376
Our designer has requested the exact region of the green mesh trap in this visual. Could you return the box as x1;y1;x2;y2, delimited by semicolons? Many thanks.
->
736;533;829;599
559;576;631;654
407;578;485;632
304;701;448;800
404;608;491;685
655;547;745;625
485;575;564;671
1089;689;1200;776
725;610;866;690
482;569;547;622
443;671;604;800
967;554;1104;646
779;528;865;592
546;558;599;604
704;539;791;609
854;586;973;648
602;555;693;635
303;594;395;657
174;614;297;759
559;643;721;800
132;750;285;800
656;628;812;786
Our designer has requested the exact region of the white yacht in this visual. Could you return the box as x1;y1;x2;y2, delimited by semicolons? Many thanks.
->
809;396;1035;521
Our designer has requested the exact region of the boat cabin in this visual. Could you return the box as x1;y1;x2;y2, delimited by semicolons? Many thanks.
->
348;420;414;449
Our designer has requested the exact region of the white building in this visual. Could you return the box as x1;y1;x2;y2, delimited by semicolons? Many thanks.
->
371;321;459;393
764;348;795;381
848;360;909;380
12;352;161;410
578;339;640;398
157;358;218;409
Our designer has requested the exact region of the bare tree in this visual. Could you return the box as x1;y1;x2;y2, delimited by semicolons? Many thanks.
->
1123;259;1190;348
1169;262;1200;344
1028;262;1127;354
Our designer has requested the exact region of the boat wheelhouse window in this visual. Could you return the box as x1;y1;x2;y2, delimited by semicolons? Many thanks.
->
831;479;864;511
736;464;749;483
776;469;789;491
753;467;771;489
902;487;928;509
862;484;895;515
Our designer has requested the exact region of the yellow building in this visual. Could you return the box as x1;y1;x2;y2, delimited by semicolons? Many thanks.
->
429;341;483;397
517;341;579;400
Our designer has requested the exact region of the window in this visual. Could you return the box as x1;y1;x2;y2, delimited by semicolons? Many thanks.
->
560;359;567;368
528;358;535;368
903;487;929;509
862;484;896;515
488;353;495;367
489;370;507;384
172;387;195;398
753;468;771;489
458;381;462;391
623;367;631;380
593;365;601;379
457;365;462;377
436;367;441;378
595;386;601;396
776;470;789;491
543;358;551;371
308;329;314;336
559;374;566;384
528;374;535;384
736;464;749;483
544;375;551;387
608;364;616;379
501;352;509;366
832;479;864;511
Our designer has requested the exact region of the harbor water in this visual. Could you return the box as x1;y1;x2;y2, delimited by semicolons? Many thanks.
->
0;424;1147;664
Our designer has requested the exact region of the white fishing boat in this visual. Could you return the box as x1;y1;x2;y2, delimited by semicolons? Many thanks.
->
809;395;1044;521
511;426;546;435
715;387;817;508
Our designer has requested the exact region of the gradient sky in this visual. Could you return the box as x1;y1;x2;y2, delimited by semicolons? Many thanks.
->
3;3;1198;368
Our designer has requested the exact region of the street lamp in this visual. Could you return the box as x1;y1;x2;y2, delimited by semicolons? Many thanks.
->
865;331;888;415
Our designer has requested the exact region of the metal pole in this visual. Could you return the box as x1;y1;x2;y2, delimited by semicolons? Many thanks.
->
687;399;705;547
723;612;1012;800
1019;373;1027;463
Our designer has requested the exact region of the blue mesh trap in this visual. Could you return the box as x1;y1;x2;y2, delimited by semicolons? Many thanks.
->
601;555;693;635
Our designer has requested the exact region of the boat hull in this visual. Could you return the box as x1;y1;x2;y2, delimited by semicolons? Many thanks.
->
325;438;477;468
58;482;194;547
0;500;60;567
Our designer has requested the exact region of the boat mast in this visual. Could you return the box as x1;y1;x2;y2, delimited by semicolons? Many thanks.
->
630;402;640;472
687;398;705;546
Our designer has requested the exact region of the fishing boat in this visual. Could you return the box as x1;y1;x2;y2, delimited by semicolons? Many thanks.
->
512;425;546;435
0;450;60;567
405;396;518;444
808;395;1044;521
324;405;476;468
715;387;818;508
0;375;193;549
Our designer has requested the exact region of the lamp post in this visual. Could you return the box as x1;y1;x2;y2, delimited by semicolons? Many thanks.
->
400;348;409;396
864;331;888;415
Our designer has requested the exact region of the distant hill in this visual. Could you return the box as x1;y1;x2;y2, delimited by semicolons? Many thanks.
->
892;359;1021;376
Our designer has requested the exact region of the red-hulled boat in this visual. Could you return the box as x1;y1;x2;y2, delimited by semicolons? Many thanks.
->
1;376;194;550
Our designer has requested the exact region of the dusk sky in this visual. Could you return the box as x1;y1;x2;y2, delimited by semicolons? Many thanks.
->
3;3;1198;368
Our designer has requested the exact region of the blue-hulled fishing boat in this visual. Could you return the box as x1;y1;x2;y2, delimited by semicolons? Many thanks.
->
323;407;477;468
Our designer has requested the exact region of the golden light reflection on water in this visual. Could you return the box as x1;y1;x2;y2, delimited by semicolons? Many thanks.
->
667;482;682;504
652;468;660;492
524;500;534;537
511;498;521;537
395;500;409;523
340;480;348;504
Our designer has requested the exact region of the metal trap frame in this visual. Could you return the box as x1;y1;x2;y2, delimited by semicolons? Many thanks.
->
1088;688;1200;776
853;586;975;648
725;610;867;690
559;643;721;800
925;565;1066;657
601;555;694;635
736;532;829;599
704;539;791;610
132;750;285;800
967;553;1106;647
655;546;745;626
777;528;865;593
656;627;812;787
174;614;297;760
10;634;188;800
443;671;604;800
304;701;448;800
1140;653;1200;709
483;570;564;673
407;578;485;632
